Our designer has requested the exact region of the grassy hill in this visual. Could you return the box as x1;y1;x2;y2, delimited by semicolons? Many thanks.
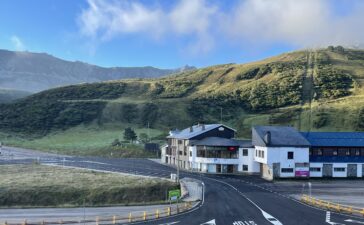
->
1;46;364;155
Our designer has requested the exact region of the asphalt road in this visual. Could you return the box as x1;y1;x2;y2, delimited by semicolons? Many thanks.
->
1;146;364;225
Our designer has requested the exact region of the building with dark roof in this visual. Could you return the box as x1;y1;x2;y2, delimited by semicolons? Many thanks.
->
252;126;310;180
161;124;259;174
161;124;364;179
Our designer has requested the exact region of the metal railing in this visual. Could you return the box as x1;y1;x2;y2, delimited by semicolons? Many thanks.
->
301;195;364;217
2;202;194;225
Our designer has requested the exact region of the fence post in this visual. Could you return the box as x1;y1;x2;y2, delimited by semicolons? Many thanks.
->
113;215;116;225
96;216;99;225
129;213;132;222
143;212;147;221
156;209;159;219
167;207;171;216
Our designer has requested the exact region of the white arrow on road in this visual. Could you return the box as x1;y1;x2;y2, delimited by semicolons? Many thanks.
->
200;219;216;225
345;219;364;224
159;222;180;225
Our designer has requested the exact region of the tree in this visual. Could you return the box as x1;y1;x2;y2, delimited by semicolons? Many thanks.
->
139;133;149;143
123;127;137;143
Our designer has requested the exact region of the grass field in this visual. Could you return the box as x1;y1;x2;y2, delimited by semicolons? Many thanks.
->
0;123;165;157
0;164;178;207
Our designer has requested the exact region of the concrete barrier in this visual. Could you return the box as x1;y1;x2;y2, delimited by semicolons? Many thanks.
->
301;194;364;217
1;203;194;225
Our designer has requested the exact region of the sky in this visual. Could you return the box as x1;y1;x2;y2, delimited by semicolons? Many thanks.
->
0;0;364;69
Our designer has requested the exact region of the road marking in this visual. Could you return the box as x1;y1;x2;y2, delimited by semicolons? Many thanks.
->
200;219;216;225
233;221;257;225
326;211;346;225
159;222;180;225
345;219;364;224
203;177;282;225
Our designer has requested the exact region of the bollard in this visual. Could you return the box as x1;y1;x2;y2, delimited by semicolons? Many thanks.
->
143;211;147;221
349;207;353;214
4;221;7;225
129;213;132;222
96;216;99;225
113;215;116;225
336;204;340;212
167;207;171;216
361;208;364;217
22;220;27;225
59;220;63;225
156;209;159;219
42;220;45;225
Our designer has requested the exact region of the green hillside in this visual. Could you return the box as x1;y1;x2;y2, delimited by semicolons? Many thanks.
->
1;46;364;155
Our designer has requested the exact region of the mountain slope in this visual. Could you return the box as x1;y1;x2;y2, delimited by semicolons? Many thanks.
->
0;49;196;92
1;47;364;137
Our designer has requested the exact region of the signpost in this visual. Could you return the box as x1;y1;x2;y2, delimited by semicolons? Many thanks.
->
168;189;181;201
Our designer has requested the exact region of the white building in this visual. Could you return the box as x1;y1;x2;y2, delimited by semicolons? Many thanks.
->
161;124;259;174
161;124;364;179
252;126;310;180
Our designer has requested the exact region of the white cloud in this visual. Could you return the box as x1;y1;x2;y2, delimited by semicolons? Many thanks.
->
223;0;364;48
77;0;218;54
10;35;26;51
77;0;364;54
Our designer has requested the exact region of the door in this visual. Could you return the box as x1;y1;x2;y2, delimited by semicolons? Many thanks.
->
347;164;357;177
273;163;280;178
227;165;234;173
323;164;333;177
216;164;222;173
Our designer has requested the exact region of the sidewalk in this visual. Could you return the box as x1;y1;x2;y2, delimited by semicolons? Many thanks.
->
180;178;203;202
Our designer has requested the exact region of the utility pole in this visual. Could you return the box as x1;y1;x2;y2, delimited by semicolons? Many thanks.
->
220;107;223;124
147;121;150;143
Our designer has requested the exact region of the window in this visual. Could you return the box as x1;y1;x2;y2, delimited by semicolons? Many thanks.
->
242;165;248;171
354;148;360;156
333;149;338;156
281;168;294;173
243;149;248;156
310;167;321;172
178;140;183;144
189;151;192;157
287;151;294;159
256;150;258;157
345;149;350;156
334;167;345;172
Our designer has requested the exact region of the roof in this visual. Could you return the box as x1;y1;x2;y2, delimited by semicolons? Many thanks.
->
234;139;254;148
253;126;311;147
301;132;364;147
192;137;239;147
167;124;236;140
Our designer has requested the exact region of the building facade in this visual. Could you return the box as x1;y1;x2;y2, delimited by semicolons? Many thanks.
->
161;124;364;179
162;124;259;174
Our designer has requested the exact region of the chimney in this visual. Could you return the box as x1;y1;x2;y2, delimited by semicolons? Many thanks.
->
264;131;271;145
190;126;193;132
202;124;205;130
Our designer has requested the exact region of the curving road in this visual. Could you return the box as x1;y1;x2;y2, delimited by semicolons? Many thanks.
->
1;147;364;225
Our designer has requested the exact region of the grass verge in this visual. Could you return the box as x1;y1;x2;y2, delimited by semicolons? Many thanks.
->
0;164;178;208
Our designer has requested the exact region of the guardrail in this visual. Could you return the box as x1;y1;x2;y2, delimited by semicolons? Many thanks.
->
2;202;194;225
301;195;364;217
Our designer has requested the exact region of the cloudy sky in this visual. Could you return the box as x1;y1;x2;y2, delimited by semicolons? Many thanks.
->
0;0;363;68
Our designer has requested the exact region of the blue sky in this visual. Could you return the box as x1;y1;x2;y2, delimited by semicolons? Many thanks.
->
0;0;363;69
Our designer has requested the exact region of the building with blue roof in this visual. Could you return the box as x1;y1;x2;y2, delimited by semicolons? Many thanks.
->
161;124;364;179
